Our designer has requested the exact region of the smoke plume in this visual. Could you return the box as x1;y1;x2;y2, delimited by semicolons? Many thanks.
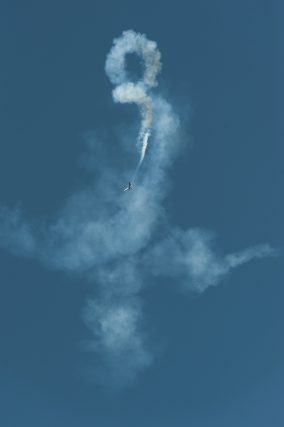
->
105;30;162;171
0;30;276;386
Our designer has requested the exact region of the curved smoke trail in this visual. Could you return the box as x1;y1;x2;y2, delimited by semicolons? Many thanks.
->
105;30;162;172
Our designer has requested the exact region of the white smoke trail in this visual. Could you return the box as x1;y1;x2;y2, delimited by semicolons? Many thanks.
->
0;30;276;386
105;30;162;172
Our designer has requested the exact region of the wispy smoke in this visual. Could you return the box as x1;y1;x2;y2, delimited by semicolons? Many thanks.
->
148;229;275;293
82;263;152;386
105;30;162;170
0;30;276;386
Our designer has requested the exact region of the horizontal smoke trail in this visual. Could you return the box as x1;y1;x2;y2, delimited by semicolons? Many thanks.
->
105;30;162;171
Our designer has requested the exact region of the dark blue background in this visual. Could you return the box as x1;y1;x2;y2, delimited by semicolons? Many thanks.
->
0;1;283;426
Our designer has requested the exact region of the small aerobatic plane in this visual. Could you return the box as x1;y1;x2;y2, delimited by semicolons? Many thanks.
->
124;182;133;192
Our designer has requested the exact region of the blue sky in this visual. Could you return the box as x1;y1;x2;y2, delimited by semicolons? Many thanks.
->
0;1;283;426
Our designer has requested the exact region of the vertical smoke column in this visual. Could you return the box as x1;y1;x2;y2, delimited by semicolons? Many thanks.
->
105;30;162;171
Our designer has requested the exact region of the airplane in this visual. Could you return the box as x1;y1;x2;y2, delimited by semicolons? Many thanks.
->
123;181;133;192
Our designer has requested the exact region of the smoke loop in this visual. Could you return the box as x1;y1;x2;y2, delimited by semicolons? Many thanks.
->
105;30;162;170
105;29;161;87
